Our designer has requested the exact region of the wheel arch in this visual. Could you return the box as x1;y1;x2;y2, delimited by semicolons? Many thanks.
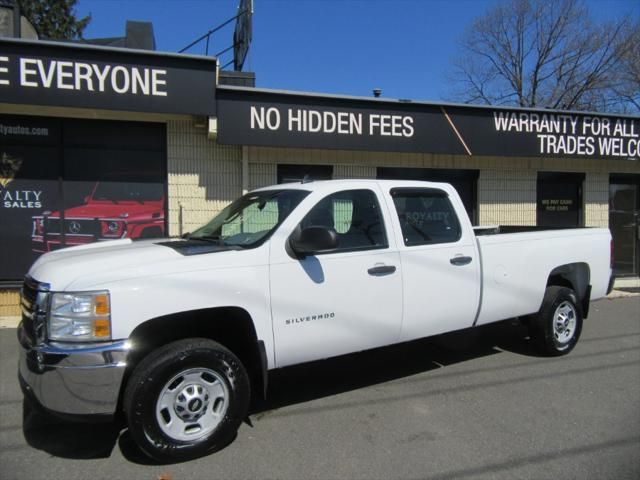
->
119;306;268;411
546;262;591;318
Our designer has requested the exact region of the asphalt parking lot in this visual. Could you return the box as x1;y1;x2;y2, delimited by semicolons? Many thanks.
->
0;296;638;480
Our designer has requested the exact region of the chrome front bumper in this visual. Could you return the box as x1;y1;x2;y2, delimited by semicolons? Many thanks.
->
17;322;129;416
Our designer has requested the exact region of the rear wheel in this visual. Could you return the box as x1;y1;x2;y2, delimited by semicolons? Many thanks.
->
530;286;583;356
123;338;250;462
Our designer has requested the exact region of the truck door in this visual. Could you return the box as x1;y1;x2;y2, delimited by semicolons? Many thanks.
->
385;186;481;341
270;188;403;368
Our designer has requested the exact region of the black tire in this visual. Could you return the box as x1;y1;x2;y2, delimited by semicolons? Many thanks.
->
123;338;250;462
530;286;583;356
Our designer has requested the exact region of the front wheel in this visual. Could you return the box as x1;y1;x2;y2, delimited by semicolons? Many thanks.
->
123;338;250;462
530;286;583;356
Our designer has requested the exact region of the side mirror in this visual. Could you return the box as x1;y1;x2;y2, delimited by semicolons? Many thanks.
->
289;226;339;257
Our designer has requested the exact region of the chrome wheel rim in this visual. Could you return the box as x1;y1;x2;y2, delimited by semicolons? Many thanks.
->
552;301;577;348
155;368;229;442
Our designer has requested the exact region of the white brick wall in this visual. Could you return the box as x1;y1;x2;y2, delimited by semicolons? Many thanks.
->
584;172;610;228
334;165;376;179
478;169;537;225
167;120;243;235
249;163;277;190
0;290;19;317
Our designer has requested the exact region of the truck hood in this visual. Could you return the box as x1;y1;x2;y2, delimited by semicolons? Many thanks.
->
46;201;162;219
28;238;243;291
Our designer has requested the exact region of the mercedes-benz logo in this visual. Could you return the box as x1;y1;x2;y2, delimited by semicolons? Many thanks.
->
68;221;82;234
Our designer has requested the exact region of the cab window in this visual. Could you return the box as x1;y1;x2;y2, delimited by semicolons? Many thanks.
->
300;189;387;252
391;188;461;246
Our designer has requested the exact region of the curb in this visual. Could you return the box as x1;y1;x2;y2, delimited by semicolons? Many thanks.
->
606;290;640;299
0;317;20;329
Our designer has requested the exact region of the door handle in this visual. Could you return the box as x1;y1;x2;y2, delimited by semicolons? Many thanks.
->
450;255;472;266
368;265;397;275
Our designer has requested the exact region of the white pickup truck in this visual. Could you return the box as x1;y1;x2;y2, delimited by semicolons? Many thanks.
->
18;179;613;461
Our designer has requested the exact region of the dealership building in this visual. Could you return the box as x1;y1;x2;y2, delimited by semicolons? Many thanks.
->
0;34;639;317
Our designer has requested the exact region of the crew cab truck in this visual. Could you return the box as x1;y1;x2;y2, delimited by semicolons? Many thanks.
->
17;180;613;462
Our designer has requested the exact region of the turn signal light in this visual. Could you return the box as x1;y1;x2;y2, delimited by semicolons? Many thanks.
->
95;294;110;315
93;319;111;338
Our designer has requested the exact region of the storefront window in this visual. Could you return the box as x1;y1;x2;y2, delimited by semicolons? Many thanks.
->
0;115;166;283
1;117;62;282
537;172;584;228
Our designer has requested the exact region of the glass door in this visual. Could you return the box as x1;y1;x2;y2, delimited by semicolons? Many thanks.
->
610;175;640;277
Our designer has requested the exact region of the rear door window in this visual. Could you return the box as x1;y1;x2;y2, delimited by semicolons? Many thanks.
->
390;188;461;246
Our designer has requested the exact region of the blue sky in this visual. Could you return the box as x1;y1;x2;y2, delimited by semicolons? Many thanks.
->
75;0;639;102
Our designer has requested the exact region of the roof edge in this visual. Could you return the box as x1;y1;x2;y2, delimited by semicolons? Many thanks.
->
217;85;640;120
0;37;218;65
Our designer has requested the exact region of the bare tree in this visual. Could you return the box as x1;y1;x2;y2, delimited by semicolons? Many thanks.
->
448;0;639;112
611;20;640;111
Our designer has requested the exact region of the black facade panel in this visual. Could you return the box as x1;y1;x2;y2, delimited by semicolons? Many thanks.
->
0;39;217;115
216;88;640;160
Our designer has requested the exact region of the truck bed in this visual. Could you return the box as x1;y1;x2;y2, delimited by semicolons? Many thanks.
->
473;227;611;326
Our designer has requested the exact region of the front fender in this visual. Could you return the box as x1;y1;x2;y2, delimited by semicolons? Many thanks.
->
102;265;274;368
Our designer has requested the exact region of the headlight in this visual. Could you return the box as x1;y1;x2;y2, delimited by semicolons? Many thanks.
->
100;220;125;238
33;217;44;235
48;291;111;342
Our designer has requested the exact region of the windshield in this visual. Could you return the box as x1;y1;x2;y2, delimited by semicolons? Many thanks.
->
189;189;309;248
93;182;164;202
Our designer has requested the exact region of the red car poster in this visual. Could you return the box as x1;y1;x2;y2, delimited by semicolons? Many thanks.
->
0;115;166;282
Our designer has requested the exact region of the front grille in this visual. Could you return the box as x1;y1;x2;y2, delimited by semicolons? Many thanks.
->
45;218;100;236
21;276;50;345
44;218;60;234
